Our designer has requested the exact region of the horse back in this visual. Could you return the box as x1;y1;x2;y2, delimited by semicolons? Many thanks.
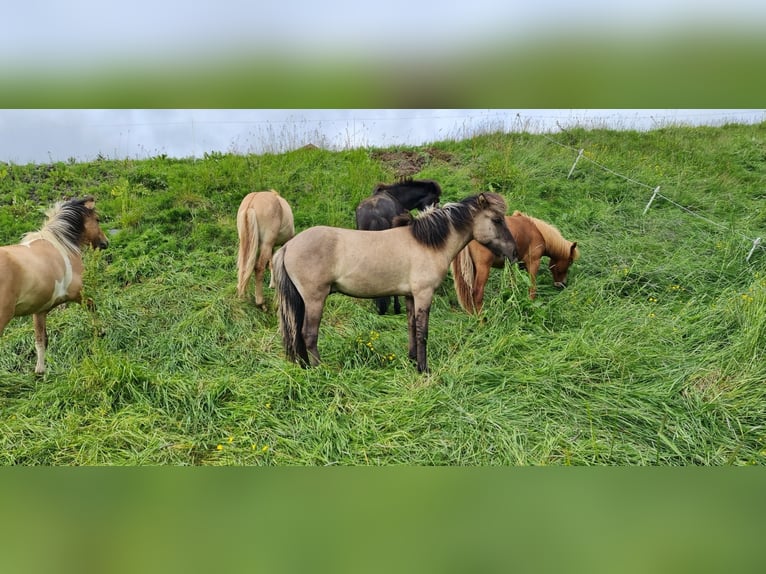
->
238;190;294;243
355;193;404;231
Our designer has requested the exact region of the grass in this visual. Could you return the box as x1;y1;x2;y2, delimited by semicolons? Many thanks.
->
0;122;765;465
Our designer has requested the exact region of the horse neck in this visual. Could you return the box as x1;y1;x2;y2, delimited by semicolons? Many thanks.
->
386;187;422;210
25;229;82;261
529;218;570;260
441;223;476;262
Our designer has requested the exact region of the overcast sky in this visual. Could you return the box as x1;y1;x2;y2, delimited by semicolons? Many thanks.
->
0;109;763;165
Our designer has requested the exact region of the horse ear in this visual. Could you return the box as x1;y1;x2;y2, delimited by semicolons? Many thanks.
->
83;196;96;210
570;242;579;260
477;193;488;207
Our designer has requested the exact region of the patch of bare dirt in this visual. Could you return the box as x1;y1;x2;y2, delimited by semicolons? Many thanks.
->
370;147;457;178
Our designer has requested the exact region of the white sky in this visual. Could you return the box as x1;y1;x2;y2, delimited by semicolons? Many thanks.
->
0;110;764;165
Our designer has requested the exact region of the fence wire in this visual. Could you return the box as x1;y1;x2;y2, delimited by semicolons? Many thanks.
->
539;130;765;261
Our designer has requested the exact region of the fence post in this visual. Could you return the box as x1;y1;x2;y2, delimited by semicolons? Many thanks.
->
642;186;661;215
567;149;584;179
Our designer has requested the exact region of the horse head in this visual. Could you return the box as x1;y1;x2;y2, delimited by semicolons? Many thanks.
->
81;197;109;250
550;242;578;289
472;193;517;264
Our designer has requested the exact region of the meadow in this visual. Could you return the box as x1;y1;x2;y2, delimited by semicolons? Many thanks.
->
0;122;764;465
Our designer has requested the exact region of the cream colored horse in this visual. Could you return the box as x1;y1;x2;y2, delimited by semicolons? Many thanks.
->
0;196;108;374
236;190;294;310
273;193;517;373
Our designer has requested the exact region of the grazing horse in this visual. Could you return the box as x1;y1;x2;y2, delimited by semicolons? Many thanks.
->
274;193;517;373
0;196;109;374
355;178;442;315
452;211;579;313
236;190;295;310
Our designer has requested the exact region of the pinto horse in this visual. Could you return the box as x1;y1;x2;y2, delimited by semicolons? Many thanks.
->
355;178;442;315
0;196;109;374
274;193;517;373
236;190;295;310
452;211;579;313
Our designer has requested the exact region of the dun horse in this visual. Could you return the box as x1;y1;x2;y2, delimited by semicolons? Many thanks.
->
452;211;579;313
355;178;442;315
274;193;517;373
0;196;109;374
236;190;295;310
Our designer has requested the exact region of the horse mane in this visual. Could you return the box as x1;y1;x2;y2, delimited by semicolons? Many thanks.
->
23;197;95;255
411;193;506;249
512;210;580;261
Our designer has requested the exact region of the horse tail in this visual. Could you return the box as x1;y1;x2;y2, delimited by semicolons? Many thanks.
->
273;246;308;365
236;207;260;298
451;246;478;314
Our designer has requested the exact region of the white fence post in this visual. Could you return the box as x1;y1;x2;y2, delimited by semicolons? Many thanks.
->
642;186;661;215
567;149;584;179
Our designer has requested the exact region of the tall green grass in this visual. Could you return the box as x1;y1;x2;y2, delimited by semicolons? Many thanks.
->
1;123;764;465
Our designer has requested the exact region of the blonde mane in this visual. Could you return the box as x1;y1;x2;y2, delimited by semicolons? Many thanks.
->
21;199;93;256
512;210;579;260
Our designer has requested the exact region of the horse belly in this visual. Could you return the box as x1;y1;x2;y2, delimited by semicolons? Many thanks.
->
333;273;410;298
330;251;400;295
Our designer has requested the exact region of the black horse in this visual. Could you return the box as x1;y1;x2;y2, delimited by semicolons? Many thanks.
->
355;178;442;314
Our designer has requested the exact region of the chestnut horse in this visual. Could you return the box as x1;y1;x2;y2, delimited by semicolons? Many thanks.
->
452;211;579;313
236;190;294;310
355;178;442;315
274;193;517;373
0;196;109;374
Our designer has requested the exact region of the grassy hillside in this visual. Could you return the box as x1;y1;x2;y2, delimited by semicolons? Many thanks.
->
1;122;764;465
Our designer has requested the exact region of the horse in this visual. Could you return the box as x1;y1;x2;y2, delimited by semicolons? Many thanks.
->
452;210;579;313
236;190;295;310
355;178;442;315
0;196;109;375
274;192;517;373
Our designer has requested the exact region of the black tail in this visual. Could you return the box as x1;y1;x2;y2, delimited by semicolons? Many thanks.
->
273;247;309;365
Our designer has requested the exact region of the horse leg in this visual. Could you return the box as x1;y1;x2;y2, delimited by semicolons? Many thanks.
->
406;294;432;373
33;312;48;375
302;294;328;367
414;297;432;373
405;296;417;364
473;262;491;314
374;297;389;315
526;256;540;299
393;296;401;314
254;243;273;310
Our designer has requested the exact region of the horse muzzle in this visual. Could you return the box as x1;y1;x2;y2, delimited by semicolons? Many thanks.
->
503;245;518;265
554;281;566;289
